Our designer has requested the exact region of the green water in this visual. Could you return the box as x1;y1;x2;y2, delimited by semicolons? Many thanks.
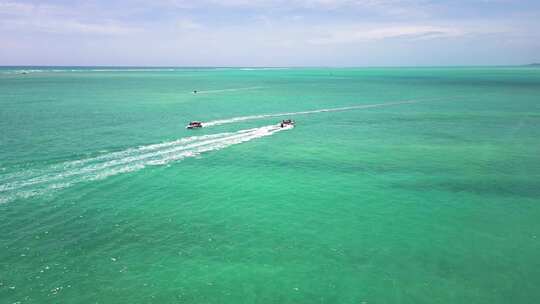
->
1;67;540;303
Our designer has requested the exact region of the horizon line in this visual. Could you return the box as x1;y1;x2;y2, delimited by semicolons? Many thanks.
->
1;64;539;69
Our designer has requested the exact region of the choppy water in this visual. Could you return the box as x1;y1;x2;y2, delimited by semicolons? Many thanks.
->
1;66;540;303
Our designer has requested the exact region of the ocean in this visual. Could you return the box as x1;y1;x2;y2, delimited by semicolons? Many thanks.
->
1;66;539;303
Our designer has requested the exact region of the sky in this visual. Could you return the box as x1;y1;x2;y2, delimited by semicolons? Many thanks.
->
0;0;539;66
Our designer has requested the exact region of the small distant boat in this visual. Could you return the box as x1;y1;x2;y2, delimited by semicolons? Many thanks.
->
280;119;295;128
186;121;203;129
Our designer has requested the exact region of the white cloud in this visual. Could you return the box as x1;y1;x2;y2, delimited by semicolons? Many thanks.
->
0;17;142;35
175;19;203;30
0;1;34;14
0;1;142;35
0;0;537;65
307;25;464;44
0;1;70;17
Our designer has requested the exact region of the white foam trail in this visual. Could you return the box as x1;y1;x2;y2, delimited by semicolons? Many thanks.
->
202;100;418;127
0;132;231;186
194;86;263;94
0;124;291;204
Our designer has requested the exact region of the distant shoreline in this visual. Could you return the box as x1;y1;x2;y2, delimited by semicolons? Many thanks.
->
1;65;539;69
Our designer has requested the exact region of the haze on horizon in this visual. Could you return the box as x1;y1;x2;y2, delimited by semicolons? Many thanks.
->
0;0;539;67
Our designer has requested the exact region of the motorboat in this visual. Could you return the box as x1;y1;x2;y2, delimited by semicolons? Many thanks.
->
280;119;295;128
186;121;203;129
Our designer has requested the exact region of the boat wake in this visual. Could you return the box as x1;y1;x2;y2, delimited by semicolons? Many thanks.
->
1;98;430;204
202;100;418;127
0;124;291;204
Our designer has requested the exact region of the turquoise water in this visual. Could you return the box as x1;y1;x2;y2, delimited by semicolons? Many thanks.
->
1;67;540;303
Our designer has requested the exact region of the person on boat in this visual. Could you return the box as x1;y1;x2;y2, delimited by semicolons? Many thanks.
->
186;121;202;129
